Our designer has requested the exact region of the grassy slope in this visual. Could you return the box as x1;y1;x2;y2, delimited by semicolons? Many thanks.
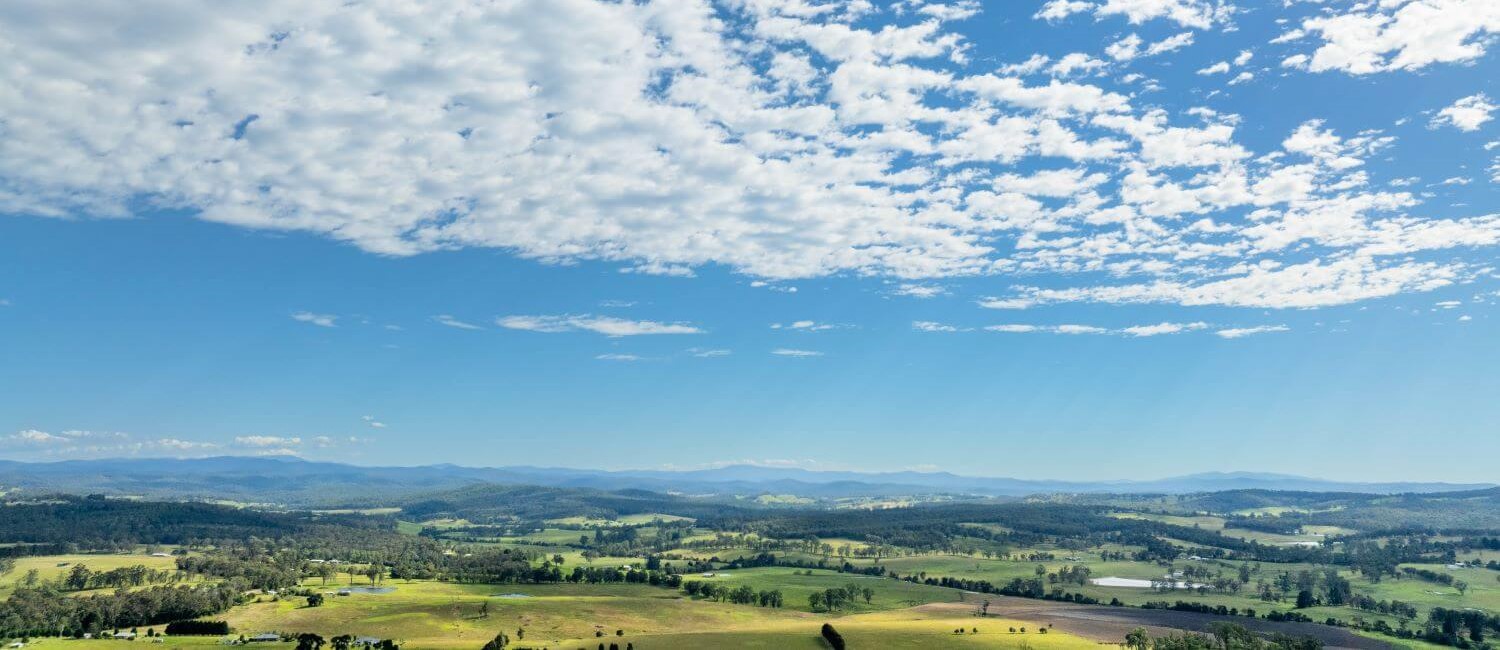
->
0;551;186;598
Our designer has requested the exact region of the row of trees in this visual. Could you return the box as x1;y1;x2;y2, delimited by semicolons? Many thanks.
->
679;581;784;607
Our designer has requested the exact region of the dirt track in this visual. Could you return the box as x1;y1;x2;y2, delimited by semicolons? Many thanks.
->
917;596;1395;650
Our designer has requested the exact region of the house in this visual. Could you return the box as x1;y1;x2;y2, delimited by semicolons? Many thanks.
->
355;637;383;646
150;552;172;557
248;633;281;643
8;641;26;648
113;632;137;640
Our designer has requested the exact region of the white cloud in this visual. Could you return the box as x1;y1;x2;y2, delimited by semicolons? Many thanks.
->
771;348;824;357
999;257;1476;309
770;320;838;331
291;311;337;328
687;347;732;357
1215;324;1289;338
985;324;1041;333
1289;0;1500;74
596;353;643;361
1431;94;1497;132
984;323;1110;335
912;320;966;332
1121;321;1209;336
234;435;302;448
1037;0;1232;29
977;297;1039;310
361;415;387;429
1;429;220;459
1054;324;1110;334
498;314;701;336
152;438;220;451
749;281;798;293
0;0;1492;315
1197;61;1231;75
434;315;484;331
894;283;946;298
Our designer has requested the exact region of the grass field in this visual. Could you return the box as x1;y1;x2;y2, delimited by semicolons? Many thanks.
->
11;604;1099;649
545;513;694;526
0;551;186;598
689;567;963;612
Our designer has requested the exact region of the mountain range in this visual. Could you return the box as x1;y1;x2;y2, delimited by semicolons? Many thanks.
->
0;456;1488;507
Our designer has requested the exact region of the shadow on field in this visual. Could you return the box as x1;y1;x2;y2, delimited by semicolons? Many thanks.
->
918;597;1396;650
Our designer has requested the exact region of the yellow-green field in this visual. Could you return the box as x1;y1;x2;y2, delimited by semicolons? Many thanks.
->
0;551;186;598
12;579;1097;650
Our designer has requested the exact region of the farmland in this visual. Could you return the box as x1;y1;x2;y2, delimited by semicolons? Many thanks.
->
0;485;1496;649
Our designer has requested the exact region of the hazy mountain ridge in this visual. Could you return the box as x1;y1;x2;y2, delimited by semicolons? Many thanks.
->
0;457;1489;507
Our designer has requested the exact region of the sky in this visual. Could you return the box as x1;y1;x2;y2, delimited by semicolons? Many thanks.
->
0;0;1497;481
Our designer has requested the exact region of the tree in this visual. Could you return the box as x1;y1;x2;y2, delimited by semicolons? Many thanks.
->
307;593;325;608
480;632;509;650
479;600;489;619
1455;580;1469;596
1126;627;1150;650
1295;590;1316;609
331;635;353;650
820;623;845;650
296;633;325;650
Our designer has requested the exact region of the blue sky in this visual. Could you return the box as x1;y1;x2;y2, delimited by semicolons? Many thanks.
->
0;0;1496;481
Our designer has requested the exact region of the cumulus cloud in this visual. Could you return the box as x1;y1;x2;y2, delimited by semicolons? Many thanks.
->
0;0;1493;315
1036;0;1233;29
1;429;220;459
498;314;701;336
1431;94;1497;132
1285;0;1500;74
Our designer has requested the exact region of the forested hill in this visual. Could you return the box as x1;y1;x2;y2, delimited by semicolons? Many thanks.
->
0;495;397;547
1056;487;1500;530
397;484;756;522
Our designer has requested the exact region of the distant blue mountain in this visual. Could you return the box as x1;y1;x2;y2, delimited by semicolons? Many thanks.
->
0;457;1487;506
